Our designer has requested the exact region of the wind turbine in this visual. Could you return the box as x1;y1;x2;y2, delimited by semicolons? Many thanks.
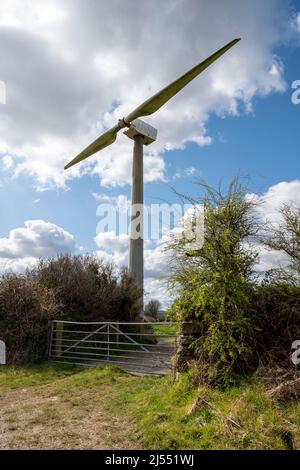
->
64;38;241;302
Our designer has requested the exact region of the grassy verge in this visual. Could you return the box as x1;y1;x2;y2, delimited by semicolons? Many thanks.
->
0;363;299;450
113;370;300;450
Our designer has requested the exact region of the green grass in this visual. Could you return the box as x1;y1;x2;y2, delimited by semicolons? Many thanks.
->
0;362;81;389
151;322;180;336
0;363;299;450
111;370;300;450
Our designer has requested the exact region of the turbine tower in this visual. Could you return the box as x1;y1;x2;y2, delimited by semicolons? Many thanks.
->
64;38;241;303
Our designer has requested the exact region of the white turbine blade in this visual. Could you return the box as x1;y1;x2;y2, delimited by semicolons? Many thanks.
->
125;38;241;123
65;39;240;170
64;124;120;170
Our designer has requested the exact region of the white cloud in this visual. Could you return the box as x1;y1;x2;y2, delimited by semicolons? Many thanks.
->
95;249;128;269
247;180;300;273
186;167;196;176
0;220;75;260
144;278;170;309
0;0;292;189
0;256;39;274
2;154;13;170
254;245;290;272
247;179;300;225
173;166;199;180
292;12;300;33
91;139;165;187
94;231;129;254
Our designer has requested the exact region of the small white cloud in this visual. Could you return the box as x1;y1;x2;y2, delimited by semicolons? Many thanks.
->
0;220;75;260
172;166;199;180
185;167;196;176
2;154;13;170
94;231;129;254
292;12;300;33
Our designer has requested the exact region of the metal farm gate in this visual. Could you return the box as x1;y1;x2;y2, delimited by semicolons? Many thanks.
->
48;320;178;376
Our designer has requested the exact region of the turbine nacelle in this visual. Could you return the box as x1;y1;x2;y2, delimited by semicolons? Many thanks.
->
124;119;157;146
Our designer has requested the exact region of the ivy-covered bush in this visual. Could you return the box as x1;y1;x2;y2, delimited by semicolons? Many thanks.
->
168;179;260;387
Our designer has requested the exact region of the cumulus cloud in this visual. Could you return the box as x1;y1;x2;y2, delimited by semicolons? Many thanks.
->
2;154;13;170
0;220;75;273
0;0;293;189
248;179;300;225
95;231;129;254
0;256;39;275
247;180;300;273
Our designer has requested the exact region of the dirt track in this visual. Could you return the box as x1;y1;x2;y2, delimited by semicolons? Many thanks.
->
0;373;139;450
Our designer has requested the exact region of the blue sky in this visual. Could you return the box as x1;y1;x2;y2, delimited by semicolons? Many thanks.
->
0;0;300;304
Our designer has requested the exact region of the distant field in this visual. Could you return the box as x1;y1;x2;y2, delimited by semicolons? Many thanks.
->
0;363;299;450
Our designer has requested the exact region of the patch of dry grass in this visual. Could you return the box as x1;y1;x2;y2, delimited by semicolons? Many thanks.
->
0;364;140;450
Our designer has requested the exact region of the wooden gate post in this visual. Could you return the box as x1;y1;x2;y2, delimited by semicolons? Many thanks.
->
55;322;64;357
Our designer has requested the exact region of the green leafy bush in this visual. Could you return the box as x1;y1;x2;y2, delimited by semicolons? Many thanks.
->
167;179;261;387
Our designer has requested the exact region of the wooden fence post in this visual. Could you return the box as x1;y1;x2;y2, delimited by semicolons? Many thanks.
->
55;322;64;357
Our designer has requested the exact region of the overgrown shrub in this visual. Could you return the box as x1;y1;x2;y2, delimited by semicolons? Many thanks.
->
29;255;142;322
0;275;60;363
0;255;142;364
254;282;300;369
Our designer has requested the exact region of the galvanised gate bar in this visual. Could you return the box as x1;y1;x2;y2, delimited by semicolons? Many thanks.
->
48;320;179;376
